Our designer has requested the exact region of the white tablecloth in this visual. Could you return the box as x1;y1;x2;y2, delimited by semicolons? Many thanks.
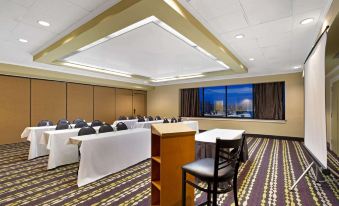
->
195;129;244;143
112;119;138;129
182;121;199;134
69;128;151;187
42;126;99;169
21;126;56;159
132;120;163;129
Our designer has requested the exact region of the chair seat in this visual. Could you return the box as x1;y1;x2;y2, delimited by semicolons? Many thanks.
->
182;158;234;181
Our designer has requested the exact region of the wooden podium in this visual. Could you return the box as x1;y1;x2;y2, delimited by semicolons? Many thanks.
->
151;123;196;206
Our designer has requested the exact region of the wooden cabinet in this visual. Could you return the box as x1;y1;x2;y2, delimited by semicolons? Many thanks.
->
151;124;195;206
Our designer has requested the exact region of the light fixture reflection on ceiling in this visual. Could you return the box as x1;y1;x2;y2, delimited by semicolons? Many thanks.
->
300;18;314;25
38;20;50;27
235;34;244;39
75;16;230;70
151;73;205;82
62;62;132;78
293;65;302;70
19;38;28;43
249;58;255;61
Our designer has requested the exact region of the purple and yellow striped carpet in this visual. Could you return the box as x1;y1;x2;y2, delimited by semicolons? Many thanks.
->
0;137;338;205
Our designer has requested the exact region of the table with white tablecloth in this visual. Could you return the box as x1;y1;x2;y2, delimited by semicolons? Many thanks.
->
195;129;248;162
69;128;151;187
21;126;56;159
112;119;138;129
132;120;163;129
42;126;99;169
181;121;199;134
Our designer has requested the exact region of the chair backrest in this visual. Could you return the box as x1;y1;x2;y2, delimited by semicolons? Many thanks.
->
91;120;103;127
163;118;169;123
171;117;177;123
56;123;71;130
138;117;145;122
128;116;135;120
178;117;182;122
99;124;114;133
37;120;53;127
73;118;84;124
78;127;96;136
148;116;154;121
213;136;245;184
57;119;69;125
155;116;162;120
118;116;127;120
116;122;128;131
74;121;88;128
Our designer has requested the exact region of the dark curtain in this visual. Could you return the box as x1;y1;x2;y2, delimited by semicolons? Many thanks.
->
180;88;200;117
253;82;285;120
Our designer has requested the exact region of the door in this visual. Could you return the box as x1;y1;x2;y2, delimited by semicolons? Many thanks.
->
133;91;147;117
331;80;339;155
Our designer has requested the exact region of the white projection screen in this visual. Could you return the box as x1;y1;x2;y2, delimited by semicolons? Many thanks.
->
304;32;327;169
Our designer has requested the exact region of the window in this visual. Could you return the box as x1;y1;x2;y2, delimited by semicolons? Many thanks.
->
181;82;285;120
226;84;253;118
203;86;226;117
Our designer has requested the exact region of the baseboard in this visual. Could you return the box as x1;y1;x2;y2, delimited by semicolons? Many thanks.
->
198;130;304;142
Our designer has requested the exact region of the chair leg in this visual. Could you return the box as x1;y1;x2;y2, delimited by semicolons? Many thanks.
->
233;178;239;206
207;182;211;206
212;183;217;206
182;170;186;206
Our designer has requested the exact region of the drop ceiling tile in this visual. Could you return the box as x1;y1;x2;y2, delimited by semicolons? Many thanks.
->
239;0;292;25
20;0;89;34
250;17;293;38
188;0;243;20
292;9;321;30
293;0;328;15
11;0;38;8
257;32;292;47
67;0;108;12
0;0;28;20
208;10;248;34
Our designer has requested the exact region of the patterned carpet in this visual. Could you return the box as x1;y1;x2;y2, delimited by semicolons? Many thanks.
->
0;137;338;206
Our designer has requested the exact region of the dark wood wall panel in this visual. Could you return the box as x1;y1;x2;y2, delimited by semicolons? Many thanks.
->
31;79;66;126
94;86;116;124
0;76;30;144
116;88;133;119
67;83;94;122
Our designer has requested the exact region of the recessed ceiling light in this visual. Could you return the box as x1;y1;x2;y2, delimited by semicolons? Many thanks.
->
19;38;28;43
249;58;255;61
300;18;314;25
235;34;244;39
293;65;302;69
38;20;50;27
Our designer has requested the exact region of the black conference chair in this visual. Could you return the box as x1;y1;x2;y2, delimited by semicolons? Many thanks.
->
148;116;154;121
178;117;182;122
56;123;71;130
163;118;169;123
99;124;114;133
74;121;88;128
37;120;53;127
128;116;135;120
118;116;127;120
57;119;69;125
73;118;84;124
171;117;177;123
182;136;245;206
91;120;103;127
116;122;128;131
155;116;162;120
78;126;96;136
138;117;145;122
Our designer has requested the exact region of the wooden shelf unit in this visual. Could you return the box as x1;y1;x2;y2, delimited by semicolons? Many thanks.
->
151;124;196;206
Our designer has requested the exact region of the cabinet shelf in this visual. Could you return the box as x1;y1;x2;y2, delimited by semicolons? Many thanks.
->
152;181;161;191
152;156;161;163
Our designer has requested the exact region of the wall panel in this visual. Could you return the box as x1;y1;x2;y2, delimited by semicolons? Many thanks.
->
116;88;133;119
0;76;30;144
31;79;66;126
94;86;116;124
67;83;94;122
133;91;147;116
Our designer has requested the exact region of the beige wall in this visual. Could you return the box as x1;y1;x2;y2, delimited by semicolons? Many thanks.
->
148;72;304;138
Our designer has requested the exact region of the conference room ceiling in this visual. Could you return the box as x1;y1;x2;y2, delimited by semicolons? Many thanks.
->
0;0;333;86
